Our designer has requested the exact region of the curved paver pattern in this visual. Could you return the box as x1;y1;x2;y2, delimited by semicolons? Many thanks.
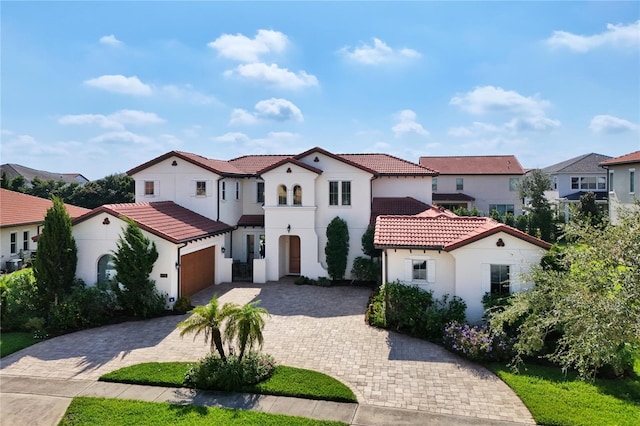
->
0;280;534;424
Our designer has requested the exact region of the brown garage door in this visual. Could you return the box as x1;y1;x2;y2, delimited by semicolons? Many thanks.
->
180;246;215;297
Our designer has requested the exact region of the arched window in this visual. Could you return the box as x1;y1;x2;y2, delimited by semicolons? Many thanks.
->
97;254;116;284
278;185;287;205
293;185;302;205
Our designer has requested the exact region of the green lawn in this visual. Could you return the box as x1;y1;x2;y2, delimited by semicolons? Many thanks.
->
0;332;38;357
100;362;357;403
487;362;640;426
59;397;347;426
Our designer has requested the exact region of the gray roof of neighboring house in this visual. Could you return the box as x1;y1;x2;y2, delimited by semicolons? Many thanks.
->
542;153;612;174
1;163;89;186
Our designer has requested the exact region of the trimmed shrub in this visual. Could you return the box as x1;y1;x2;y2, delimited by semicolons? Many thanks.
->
1;268;46;331
351;256;380;283
365;282;466;341
49;281;117;333
185;352;276;391
173;296;193;314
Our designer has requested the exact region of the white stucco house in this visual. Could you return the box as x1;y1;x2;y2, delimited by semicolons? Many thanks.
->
600;151;640;225
73;147;438;299
374;207;551;322
0;188;90;272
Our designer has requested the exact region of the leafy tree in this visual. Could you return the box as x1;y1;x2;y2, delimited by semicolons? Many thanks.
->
519;169;554;242
33;196;78;310
325;217;349;280
223;300;270;362
8;175;27;193
361;225;380;258
111;218;163;318
490;204;640;378
1;171;8;188
70;173;134;209
177;295;237;362
573;191;604;227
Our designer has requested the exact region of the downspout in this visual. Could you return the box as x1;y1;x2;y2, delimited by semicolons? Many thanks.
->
176;241;188;299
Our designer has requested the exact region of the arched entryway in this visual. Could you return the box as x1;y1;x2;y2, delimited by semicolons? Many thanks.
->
97;254;116;284
289;235;300;274
278;235;301;276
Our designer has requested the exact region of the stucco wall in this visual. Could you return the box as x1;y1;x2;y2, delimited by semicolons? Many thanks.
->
373;176;432;205
383;248;455;299
0;224;39;270
433;175;523;215
607;164;639;225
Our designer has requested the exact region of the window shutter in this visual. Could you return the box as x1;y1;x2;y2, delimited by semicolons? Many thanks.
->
206;180;213;197
190;180;196;196
509;264;519;293
481;263;490;294
154;180;160;197
137;181;145;197
427;259;436;283
404;259;412;284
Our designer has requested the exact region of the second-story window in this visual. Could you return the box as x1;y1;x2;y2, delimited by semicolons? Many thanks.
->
509;178;519;191
341;181;351;205
432;178;438;191
144;181;155;196
278;184;287;205
23;231;29;251
293;185;302;205
221;181;226;201
630;169;636;193
329;181;339;205
609;171;614;192
196;181;206;196
257;181;265;203
456;178;464;191
235;182;240;200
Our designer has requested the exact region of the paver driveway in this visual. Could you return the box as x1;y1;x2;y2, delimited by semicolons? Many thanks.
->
0;280;534;424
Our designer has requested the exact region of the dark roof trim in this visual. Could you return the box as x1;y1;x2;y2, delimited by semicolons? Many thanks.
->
258;157;323;175
294;147;377;175
445;226;552;251
126;151;250;178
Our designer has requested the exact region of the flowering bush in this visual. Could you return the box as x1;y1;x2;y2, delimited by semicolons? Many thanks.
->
443;321;514;362
185;351;276;391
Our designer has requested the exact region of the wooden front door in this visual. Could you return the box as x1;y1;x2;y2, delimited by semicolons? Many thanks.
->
289;236;300;274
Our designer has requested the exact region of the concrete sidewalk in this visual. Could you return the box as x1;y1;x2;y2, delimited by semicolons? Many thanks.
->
0;375;528;426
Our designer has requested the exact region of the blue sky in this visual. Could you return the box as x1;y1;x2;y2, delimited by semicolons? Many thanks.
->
2;1;639;180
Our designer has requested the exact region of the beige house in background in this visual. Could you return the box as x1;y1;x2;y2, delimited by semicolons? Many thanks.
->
600;151;640;225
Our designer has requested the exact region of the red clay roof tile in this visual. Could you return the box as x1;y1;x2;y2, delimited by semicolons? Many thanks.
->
420;155;525;175
600;150;640;166
1;189;90;227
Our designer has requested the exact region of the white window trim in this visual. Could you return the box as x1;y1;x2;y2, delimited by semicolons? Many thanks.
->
192;179;212;197
329;179;352;207
630;168;636;194
142;180;159;198
10;232;17;255
404;256;436;284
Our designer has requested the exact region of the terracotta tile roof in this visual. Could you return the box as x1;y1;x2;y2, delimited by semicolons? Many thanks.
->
127;151;248;176
370;197;432;225
432;193;476;202
237;215;265;227
599;150;640;167
341;153;438;176
375;213;550;250
419;155;525;175
1;164;89;186
73;201;233;244
542;153;611;174
257;158;323;175
228;155;291;175
1;189;90;228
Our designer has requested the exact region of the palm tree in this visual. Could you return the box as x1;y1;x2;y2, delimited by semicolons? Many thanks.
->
177;295;237;362
224;300;271;361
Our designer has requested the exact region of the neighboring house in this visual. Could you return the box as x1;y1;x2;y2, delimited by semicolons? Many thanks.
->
1;163;90;186
374;208;551;322
419;155;526;215
0;188;90;272
540;153;611;218
600;151;640;225
101;147;438;289
73;202;234;303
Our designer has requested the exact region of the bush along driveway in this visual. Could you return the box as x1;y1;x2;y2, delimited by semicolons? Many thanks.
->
0;280;534;424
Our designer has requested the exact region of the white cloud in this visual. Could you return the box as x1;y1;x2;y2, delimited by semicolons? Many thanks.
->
212;132;251;144
90;131;154;145
208;29;289;62
450;85;550;116
84;75;152;96
227;63;318;90
230;98;304;125
212;131;301;154
159;84;217;105
59;110;164;130
589;115;638;134
391;109;429;138
99;35;123;46
448;121;504;137
339;38;421;65
547;20;640;52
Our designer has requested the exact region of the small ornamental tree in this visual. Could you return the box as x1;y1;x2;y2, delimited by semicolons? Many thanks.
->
33;196;78;310
361;225;380;259
111;218;163;317
325;216;349;280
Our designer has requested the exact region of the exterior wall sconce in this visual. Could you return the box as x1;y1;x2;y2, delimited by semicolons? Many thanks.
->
171;160;178;166
286;167;292;173
496;238;505;247
313;156;319;162
175;261;180;269
102;217;110;225
221;247;226;254
287;224;291;233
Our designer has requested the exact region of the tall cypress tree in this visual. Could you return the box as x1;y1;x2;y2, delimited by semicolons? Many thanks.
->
33;196;78;309
325;216;349;280
112;218;161;317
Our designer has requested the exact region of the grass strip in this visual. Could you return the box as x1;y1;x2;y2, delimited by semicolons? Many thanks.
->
100;362;357;403
487;363;640;426
0;332;38;357
59;396;347;426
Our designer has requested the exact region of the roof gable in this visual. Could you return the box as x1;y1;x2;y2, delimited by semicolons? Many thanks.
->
73;201;233;244
342;153;438;176
1;163;89;186
419;155;524;175
374;212;550;251
1;188;90;228
600;150;640;167
127;151;248;177
258;157;323;175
